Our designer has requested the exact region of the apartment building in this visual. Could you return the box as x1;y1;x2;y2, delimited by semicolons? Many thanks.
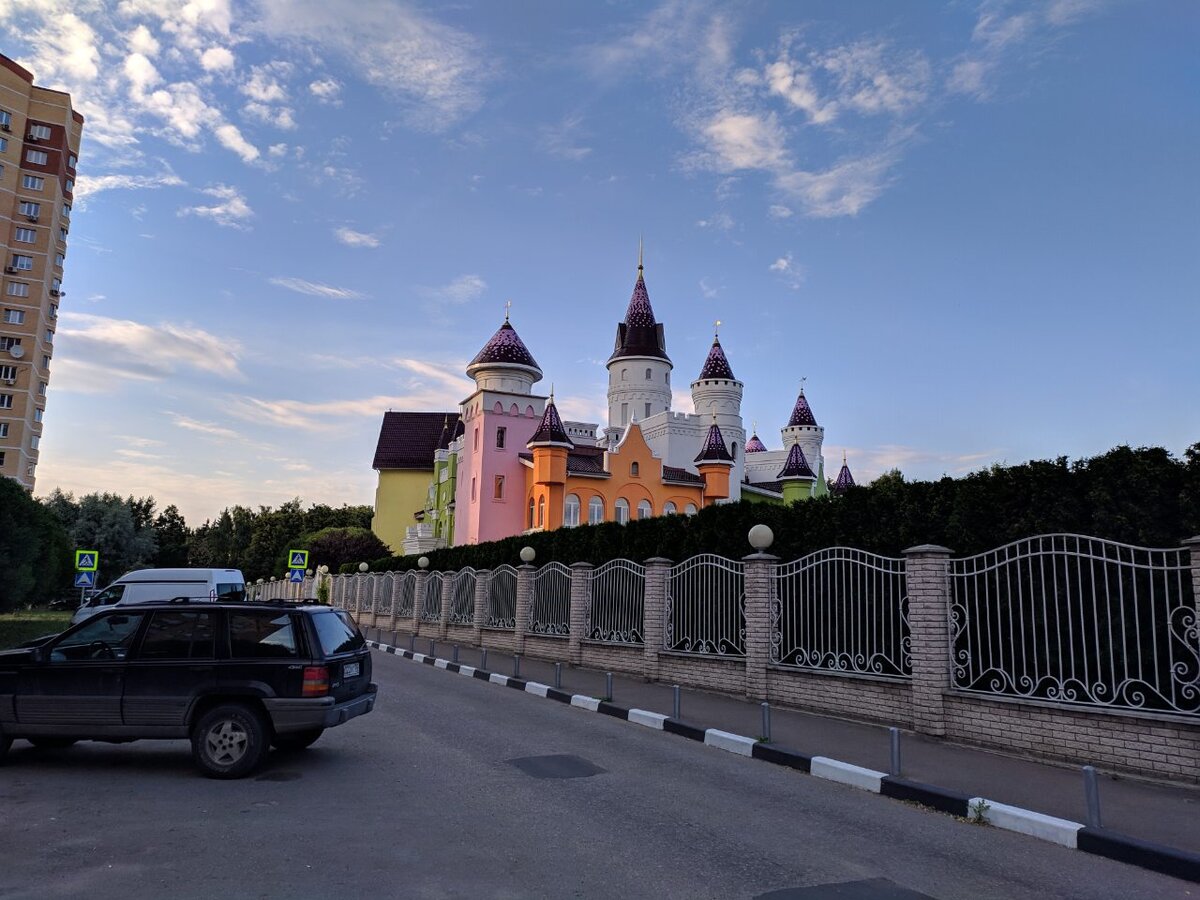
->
0;53;82;491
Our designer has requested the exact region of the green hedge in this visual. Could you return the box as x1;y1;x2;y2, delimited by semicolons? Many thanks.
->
365;444;1200;572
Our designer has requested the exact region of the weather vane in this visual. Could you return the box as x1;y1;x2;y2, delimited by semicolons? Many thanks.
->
714;318;722;337
800;375;807;393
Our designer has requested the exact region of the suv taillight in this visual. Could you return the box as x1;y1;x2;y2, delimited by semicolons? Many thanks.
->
302;666;329;697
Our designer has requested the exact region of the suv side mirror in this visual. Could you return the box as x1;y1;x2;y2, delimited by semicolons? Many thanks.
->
30;646;47;664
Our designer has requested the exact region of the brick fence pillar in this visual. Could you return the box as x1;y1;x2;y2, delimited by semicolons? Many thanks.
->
515;564;534;655
904;544;953;736
643;558;671;683
473;569;491;644
742;552;779;701
438;570;454;640
568;562;593;667
412;570;427;635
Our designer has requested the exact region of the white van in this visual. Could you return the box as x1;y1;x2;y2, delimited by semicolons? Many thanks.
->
71;568;247;625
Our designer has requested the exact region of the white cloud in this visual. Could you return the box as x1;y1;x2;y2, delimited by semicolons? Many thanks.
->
700;111;789;172
73;168;185;204
255;0;489;130
540;116;592;160
699;278;719;299
123;51;161;94
768;252;805;290
696;211;734;230
128;24;160;56
241;61;290;102
268;142;288;157
169;413;240;440
309;76;341;102
333;227;380;249
178;183;253;228
765;59;837;124
199;45;234;71
269;277;364;299
768;204;793;219
53;312;244;391
422;274;487;306
775;150;898;218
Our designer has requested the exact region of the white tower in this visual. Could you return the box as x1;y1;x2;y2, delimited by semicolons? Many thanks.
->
605;254;672;446
690;326;745;495
780;381;826;493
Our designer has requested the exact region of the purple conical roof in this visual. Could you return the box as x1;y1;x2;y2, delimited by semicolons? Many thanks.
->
610;265;670;363
527;397;573;448
697;336;735;380
787;389;817;427
832;459;855;494
744;433;767;453
777;442;815;479
468;319;541;373
694;419;734;464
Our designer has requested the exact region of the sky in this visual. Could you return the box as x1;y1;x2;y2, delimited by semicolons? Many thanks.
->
3;0;1197;527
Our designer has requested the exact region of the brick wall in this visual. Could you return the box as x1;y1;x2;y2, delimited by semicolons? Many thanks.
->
523;634;570;662
944;693;1200;783
658;652;746;696
480;629;517;652
767;667;911;726
580;641;643;676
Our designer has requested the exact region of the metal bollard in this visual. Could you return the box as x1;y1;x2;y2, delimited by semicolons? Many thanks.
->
889;727;902;776
514;654;521;678
605;672;613;702
761;702;771;743
452;645;459;664
481;648;488;670
429;639;436;657
1082;765;1102;828
672;685;681;719
554;662;562;689
408;633;415;652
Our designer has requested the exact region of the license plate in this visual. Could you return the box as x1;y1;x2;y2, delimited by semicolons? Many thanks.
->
343;661;361;679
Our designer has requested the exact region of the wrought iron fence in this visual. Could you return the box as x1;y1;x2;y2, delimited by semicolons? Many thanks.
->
486;565;517;629
359;575;375;613
950;534;1198;716
420;572;443;622
529;562;570;636
376;574;395;616
332;576;346;608
771;548;910;678
666;554;745;656
395;572;417;618
589;559;645;644
448;568;477;625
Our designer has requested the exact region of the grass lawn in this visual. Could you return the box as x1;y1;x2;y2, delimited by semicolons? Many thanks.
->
0;609;72;650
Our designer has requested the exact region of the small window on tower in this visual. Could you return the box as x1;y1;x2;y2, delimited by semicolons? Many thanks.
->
495;426;506;449
644;402;651;419
473;428;479;450
621;369;627;381
630;462;639;476
493;475;504;499
645;368;651;380
620;403;628;425
471;476;477;501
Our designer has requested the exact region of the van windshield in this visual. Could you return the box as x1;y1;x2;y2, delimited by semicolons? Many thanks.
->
216;582;246;602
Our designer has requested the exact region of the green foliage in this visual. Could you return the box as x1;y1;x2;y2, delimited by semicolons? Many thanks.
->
0;479;72;611
0;610;73;649
367;444;1200;571
152;505;191;567
42;489;158;586
285;526;388;574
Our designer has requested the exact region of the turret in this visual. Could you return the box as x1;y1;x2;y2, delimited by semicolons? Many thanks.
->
527;393;573;530
780;381;825;495
466;309;542;394
830;451;855;495
606;245;673;441
694;414;734;504
776;441;816;504
690;327;743;423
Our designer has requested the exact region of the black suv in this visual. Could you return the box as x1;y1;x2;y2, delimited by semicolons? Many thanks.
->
0;601;376;778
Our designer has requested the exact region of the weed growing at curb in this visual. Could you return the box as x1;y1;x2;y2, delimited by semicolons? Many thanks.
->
969;798;991;824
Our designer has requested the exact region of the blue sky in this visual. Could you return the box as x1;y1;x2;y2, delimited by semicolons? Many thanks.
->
5;0;1197;526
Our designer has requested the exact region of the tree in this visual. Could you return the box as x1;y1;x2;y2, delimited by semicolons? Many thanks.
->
153;505;191;567
297;527;389;574
0;479;71;610
49;492;158;586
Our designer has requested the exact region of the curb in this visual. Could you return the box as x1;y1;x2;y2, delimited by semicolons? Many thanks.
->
366;639;1200;884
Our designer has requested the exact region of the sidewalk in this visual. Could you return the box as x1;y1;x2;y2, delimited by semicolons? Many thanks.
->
370;627;1200;855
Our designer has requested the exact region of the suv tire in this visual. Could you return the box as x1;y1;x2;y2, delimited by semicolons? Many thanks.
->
191;703;269;779
271;728;323;751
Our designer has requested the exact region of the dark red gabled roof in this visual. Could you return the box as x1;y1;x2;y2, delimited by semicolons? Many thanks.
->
694;419;734;463
468;319;541;373
697;336;735;380
787;389;817;427
373;411;460;470
527;398;574;448
610;265;670;363
777;442;815;479
663;466;703;484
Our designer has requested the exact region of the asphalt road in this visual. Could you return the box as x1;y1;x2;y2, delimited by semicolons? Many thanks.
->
0;650;1190;900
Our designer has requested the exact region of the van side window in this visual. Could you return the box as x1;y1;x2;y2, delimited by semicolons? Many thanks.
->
229;612;298;659
216;582;246;602
139;611;217;660
90;585;125;607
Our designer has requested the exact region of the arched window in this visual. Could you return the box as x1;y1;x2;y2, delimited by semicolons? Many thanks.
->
621;368;627;381
684;503;698;516
588;496;604;525
637;499;652;520
645;367;652;380
730;442;737;459
665;371;670;385
528;497;535;529
564;494;580;527
663;501;677;515
614;498;630;524
537;495;546;527
630;461;639;476
493;401;503;413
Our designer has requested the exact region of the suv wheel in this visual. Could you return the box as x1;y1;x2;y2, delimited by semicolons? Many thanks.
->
191;704;269;779
271;729;323;751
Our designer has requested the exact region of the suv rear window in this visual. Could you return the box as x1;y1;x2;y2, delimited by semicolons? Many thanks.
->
229;612;297;659
311;610;365;656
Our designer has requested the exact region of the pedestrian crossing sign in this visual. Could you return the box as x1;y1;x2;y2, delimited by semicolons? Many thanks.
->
74;571;96;588
289;569;305;583
75;550;99;571
288;550;309;569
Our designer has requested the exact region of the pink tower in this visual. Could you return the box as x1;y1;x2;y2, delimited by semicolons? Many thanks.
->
453;313;545;545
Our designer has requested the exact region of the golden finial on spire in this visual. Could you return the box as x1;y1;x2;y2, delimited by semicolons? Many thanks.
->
843;449;847;465
752;419;757;434
504;299;512;322
638;235;644;272
714;318;722;338
800;375;807;394
549;382;555;404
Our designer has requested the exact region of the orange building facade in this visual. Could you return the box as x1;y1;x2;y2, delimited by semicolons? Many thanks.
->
520;399;733;533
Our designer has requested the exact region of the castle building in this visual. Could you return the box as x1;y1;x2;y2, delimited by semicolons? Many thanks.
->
380;254;854;553
0;53;83;491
